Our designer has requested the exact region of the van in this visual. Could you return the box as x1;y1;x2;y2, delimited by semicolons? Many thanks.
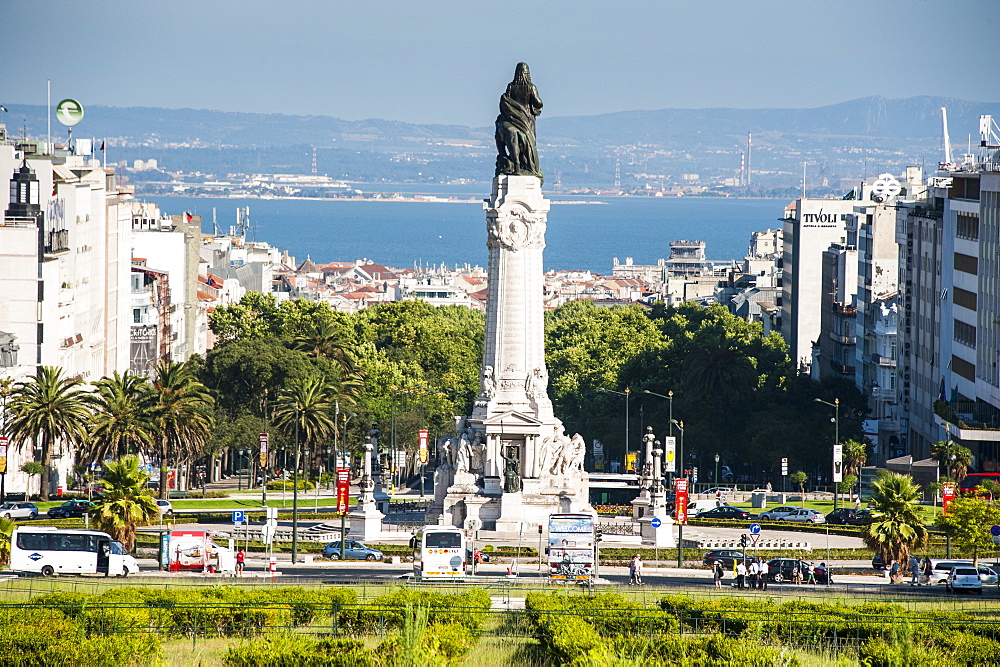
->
927;559;998;586
688;499;724;515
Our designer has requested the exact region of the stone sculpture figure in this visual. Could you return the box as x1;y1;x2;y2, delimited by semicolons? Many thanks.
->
568;433;586;472
495;62;544;182
482;365;496;398
549;433;573;476
503;446;522;493
470;432;487;472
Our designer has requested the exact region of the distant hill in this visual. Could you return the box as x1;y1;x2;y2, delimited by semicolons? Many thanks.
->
4;95;994;148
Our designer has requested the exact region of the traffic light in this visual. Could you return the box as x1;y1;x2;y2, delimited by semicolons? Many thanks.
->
739;534;748;548
538;525;543;535
595;530;603;543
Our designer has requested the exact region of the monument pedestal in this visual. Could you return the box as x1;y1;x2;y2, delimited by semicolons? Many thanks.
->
348;500;385;541
640;513;676;548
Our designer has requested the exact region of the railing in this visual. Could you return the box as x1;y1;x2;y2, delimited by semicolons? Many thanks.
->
597;521;640;536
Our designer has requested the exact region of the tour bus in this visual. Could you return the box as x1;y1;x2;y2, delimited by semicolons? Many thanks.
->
547;513;596;581
10;526;140;577
411;525;466;580
959;472;1000;494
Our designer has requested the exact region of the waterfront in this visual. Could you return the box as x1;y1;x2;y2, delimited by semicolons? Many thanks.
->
149;194;783;273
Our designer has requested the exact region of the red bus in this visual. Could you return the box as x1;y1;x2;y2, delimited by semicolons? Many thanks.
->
959;473;1000;494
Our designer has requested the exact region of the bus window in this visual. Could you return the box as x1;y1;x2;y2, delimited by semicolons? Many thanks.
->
17;532;50;551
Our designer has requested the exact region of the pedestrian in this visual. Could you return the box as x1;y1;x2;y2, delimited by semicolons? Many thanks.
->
922;557;933;585
792;562;802;584
855;499;861;511
758;558;768;590
629;553;638;585
746;558;757;589
909;554;920;586
806;561;816;585
633;554;644;585
765;481;772;492
816;562;828;585
889;559;900;584
736;560;747;589
235;549;245;577
713;560;724;588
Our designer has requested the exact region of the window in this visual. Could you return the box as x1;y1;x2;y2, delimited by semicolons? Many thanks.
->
955;320;976;348
957;213;979;240
954;253;978;275
953;288;977;310
16;532;51;551
953;355;976;382
425;532;462;548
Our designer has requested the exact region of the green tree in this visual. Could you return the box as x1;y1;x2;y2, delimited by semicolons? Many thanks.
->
5;367;90;498
940;496;1000;566
790;471;808;495
0;517;15;566
19;461;44;501
272;376;338;453
931;440;973;484
842;439;868;477
149;360;215;500
837;474;859;496
88;455;158;552
83;371;157;464
863;472;929;571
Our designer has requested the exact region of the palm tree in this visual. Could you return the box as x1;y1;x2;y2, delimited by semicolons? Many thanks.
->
149;360;215;500
88;455;158;552
292;318;357;375
931;440;973;483
842;439;868;477
5;366;91;498
863;472;928;578
83;371;157;464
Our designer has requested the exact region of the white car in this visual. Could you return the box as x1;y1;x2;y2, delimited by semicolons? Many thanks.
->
928;560;998;586
759;506;801;521
946;566;983;594
782;508;825;523
0;502;39;520
155;499;173;515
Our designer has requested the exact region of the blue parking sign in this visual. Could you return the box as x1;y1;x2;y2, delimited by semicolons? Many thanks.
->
232;510;245;524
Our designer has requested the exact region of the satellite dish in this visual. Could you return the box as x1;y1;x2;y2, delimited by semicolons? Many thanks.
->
55;99;84;127
870;173;901;202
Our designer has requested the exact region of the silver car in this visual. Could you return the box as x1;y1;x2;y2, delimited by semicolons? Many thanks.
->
759;505;801;521
0;502;39;520
928;560;998;586
782;508;825;524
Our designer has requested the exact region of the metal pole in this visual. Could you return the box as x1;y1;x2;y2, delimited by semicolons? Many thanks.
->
668;391;674;483
292;408;300;564
625;388;630;466
677;523;684;567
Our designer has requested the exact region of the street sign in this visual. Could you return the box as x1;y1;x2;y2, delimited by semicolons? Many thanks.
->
994;535;1000;546
651;517;662;528
991;525;1000;537
465;517;482;532
781;458;788;476
231;510;245;524
692;467;698;483
750;534;760;546
749;523;761;535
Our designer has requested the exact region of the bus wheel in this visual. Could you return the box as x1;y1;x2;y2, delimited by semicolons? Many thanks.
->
40;566;55;577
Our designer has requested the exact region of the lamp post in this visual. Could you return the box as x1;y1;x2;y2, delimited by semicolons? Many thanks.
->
600;387;631;470
815;397;840;509
291;404;300;564
643;389;674;478
669;420;685;480
669;418;686;567
714;453;720;486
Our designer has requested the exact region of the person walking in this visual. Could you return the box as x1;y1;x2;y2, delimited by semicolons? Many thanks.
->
749;559;759;589
922;557;933;586
235;549;245;577
713;560;724;588
629;554;638;585
736;560;747;589
805;562;817;586
757;558;768;590
909;554;920;586
888;559;900;584
632;554;644;586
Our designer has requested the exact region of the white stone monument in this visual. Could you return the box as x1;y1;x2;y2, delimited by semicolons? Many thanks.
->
349;440;385;540
427;64;592;532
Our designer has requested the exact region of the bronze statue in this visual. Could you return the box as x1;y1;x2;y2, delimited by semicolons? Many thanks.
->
495;62;543;183
503;446;522;493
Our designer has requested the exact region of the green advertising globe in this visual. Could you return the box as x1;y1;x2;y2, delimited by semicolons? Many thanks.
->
55;99;84;126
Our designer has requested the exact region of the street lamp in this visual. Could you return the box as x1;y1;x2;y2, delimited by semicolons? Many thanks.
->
643;389;674;477
600;387;631;470
669;419;685;481
292;404;301;564
815;397;840;509
714;453;720;485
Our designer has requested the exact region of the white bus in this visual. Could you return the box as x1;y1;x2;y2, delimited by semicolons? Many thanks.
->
411;526;466;581
10;527;140;577
547;513;596;581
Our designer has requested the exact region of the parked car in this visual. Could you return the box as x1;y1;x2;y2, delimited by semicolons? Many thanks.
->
946;566;983;594
0;502;39;520
702;487;735;496
758;506;801;521
927;560;999;586
826;508;875;525
46;500;94;519
782;508;825;524
702;549;747;569
322;540;383;561
155;499;173;516
696;506;752;520
766;558;832;584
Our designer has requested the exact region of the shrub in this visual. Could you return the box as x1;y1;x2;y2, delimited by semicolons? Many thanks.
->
267;479;315;491
347;587;491;631
224;634;376;666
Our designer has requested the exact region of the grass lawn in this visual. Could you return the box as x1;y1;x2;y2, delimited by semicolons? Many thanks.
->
727;498;943;524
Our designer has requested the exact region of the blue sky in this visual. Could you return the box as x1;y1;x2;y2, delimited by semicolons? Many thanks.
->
2;0;996;126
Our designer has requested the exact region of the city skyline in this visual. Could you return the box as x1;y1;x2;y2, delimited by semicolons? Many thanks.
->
2;0;997;126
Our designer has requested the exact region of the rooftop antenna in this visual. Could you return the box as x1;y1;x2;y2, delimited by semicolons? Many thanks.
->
941;107;954;166
212;207;219;235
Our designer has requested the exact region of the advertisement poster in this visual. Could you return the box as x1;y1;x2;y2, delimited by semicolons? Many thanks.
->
675;478;689;524
547;514;595;581
942;482;956;515
664;437;676;473
833;444;843;483
259;433;269;468
626;452;638;472
0;437;7;474
418;429;428;464
336;467;351;513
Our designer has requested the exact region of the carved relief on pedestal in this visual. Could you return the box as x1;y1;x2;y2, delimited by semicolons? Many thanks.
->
488;205;546;252
525;366;548;398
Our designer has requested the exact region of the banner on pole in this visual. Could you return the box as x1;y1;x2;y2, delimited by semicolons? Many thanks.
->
336;467;351;513
942;482;956;515
674;478;689;524
418;429;428;464
832;444;843;483
259;433;268;468
0;437;7;474
664;437;676;473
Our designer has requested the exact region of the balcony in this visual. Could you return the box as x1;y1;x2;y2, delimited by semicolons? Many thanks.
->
872;353;896;368
829;332;856;345
834;303;857;315
934;400;1000;437
830;361;856;376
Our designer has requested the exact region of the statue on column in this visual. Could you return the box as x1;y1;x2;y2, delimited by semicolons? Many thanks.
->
495;62;544;182
502;446;521;493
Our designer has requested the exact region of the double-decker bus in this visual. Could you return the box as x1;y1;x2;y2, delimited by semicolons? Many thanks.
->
411;525;466;581
547;513;595;581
